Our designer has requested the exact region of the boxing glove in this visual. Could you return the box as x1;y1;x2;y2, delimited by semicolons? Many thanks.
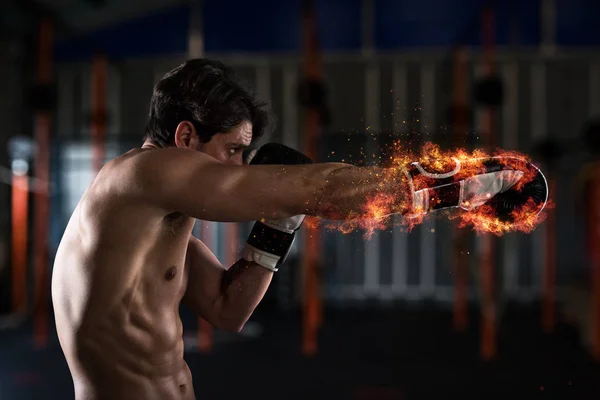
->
242;143;313;272
402;156;548;222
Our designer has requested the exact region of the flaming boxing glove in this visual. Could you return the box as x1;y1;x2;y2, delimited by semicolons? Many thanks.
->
242;143;313;272
403;156;548;222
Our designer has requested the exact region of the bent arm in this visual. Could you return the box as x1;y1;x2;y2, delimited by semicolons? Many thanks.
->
131;147;410;222
182;235;272;332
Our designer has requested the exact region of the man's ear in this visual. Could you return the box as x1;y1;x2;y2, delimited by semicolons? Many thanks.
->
174;121;199;149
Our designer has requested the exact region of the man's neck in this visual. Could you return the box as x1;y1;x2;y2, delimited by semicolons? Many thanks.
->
141;140;160;150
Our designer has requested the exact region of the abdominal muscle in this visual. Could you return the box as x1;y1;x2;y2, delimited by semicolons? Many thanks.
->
53;209;196;400
72;307;194;400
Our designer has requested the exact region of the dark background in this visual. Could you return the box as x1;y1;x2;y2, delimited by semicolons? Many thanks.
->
0;0;599;399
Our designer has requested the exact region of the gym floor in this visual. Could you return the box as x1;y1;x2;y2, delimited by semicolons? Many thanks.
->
0;304;598;400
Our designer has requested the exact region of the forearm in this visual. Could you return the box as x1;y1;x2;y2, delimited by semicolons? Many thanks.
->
217;258;273;331
304;163;411;219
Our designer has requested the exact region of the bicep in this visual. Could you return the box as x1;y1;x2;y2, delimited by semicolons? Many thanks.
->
131;148;328;222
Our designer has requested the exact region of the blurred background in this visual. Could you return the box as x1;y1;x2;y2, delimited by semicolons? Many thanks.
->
1;0;600;398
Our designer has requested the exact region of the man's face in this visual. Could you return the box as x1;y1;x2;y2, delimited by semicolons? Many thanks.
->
199;121;253;165
174;120;253;165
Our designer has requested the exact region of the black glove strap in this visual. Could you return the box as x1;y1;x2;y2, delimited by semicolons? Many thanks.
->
246;221;297;265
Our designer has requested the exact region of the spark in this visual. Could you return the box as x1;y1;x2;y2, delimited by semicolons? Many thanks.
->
307;141;550;239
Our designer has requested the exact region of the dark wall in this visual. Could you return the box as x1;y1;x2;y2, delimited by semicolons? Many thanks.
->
54;0;600;61
0;34;34;313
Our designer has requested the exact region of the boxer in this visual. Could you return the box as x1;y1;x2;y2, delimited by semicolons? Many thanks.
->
51;58;546;400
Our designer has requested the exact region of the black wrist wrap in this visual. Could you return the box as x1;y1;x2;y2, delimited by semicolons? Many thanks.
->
246;221;297;264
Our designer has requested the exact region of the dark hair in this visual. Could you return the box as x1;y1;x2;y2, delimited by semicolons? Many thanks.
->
144;58;272;147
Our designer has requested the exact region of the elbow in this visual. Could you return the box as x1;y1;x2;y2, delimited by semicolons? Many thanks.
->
215;315;248;333
218;321;245;333
227;323;245;334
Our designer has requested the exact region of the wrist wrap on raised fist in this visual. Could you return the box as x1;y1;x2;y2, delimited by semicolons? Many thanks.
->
242;143;313;271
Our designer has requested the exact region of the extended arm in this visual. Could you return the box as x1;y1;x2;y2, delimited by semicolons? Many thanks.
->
182;235;272;332
128;147;411;222
130;145;545;227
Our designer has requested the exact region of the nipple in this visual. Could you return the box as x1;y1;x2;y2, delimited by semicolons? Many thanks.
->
165;266;177;281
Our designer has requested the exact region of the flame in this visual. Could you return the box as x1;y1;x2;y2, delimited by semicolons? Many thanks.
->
307;141;551;238
452;197;553;236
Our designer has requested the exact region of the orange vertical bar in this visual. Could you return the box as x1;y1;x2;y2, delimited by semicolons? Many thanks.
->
542;177;556;333
452;47;469;332
33;18;53;348
480;6;497;361
198;221;214;352
301;0;323;357
91;54;107;174
480;236;497;360
12;175;29;314
303;113;321;356
591;166;600;360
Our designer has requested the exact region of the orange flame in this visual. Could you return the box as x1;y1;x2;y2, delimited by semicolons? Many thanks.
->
307;141;551;238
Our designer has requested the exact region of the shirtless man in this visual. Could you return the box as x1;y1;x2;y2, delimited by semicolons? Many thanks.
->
51;58;544;400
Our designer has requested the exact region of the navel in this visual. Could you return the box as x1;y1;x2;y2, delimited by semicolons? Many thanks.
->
164;266;177;281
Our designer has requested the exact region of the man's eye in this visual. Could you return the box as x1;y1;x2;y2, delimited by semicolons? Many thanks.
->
228;148;236;156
